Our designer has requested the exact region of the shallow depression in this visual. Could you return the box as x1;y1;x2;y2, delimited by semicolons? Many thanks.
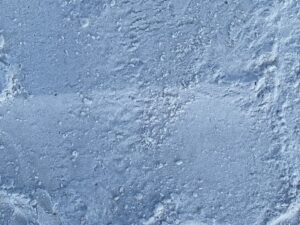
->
161;93;284;224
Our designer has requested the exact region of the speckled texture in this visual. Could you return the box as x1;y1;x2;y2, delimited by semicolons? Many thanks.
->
0;0;300;224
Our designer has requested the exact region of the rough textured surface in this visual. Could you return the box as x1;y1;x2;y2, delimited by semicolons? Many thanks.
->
0;0;300;224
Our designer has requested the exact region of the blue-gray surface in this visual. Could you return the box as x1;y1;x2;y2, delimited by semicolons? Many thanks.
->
0;0;300;224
